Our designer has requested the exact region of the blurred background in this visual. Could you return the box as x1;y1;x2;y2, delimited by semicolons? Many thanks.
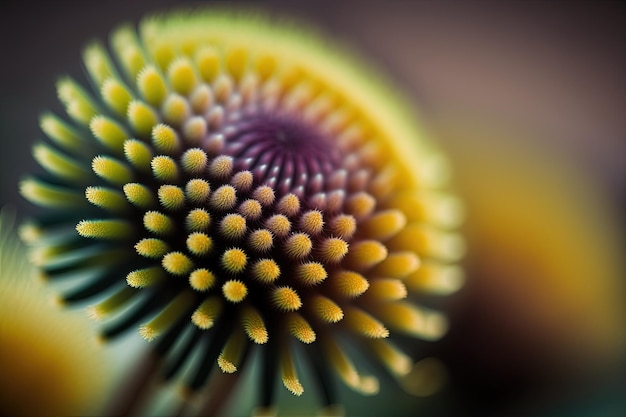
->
1;1;624;416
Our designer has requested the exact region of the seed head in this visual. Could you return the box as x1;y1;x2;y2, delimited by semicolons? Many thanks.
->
21;9;464;415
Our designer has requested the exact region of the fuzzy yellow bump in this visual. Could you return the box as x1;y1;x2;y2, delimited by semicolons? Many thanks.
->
210;185;237;210
254;54;276;81
344;307;389;339
33;143;89;180
192;297;222;330
277;193;300;217
116;41;146;81
84;43;115;85
56;78;98;124
299;210;324;235
143;211;174;235
371;251;420;278
326;190;346;212
151;155;179;182
252;185;275;207
323;336;366;392
318;237;349;263
181;148;208;174
225;46;248;81
405;262;464;295
87;287;136;321
186;208;211;231
238;199;263;220
386;191;463;228
265;215;291;237
367;162;399;197
138;326;159;342
280;348;304;396
39;113;82;151
111;28;144;74
205;133;225;155
357;375;380;396
367;279;408;301
162;252;193;275
92;155;132;185
20;178;82;208
248;229;274;252
168;57;197;95
217;355;238;374
369;339;412;377
389;224;465;262
161;93;190;126
151;123;180;154
231;170;254;192
123;139;153;171
218;331;246;374
17;222;41;244
189;268;216;291
297;262;327;285
152;44;175;72
221;248;247;273
139;292;194;341
158;185;185;211
183;116;208;144
222;280;248;303
76;219;132;240
209;155;234;180
195;46;220;82
127;100;158;136
185;179;210;203
331;270;370;298
90;115;128;152
284;233;313;259
374;302;448;341
28;245;63;267
207;105;225;129
424;194;464;229
137;65;167;106
345;192;376;219
361;209;407;242
346;240;388;270
241;307;268;344
190;83;213;114
85;186;127;211
272;287;302;311
213;75;234;104
55;76;84;103
126;266;165;288
310;295;344;323
123;183;155;208
135;238;169;258
219;214;247;240
186;232;213;256
101;78;133;116
252;259;281;283
287;313;316;344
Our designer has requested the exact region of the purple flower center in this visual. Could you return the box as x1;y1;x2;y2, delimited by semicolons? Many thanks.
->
224;113;343;198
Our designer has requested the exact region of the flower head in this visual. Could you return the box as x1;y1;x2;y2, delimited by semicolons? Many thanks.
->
21;9;463;415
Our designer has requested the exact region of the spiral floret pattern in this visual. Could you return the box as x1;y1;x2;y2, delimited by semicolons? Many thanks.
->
20;11;465;413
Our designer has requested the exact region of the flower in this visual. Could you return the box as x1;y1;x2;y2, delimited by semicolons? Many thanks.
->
20;9;464;416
